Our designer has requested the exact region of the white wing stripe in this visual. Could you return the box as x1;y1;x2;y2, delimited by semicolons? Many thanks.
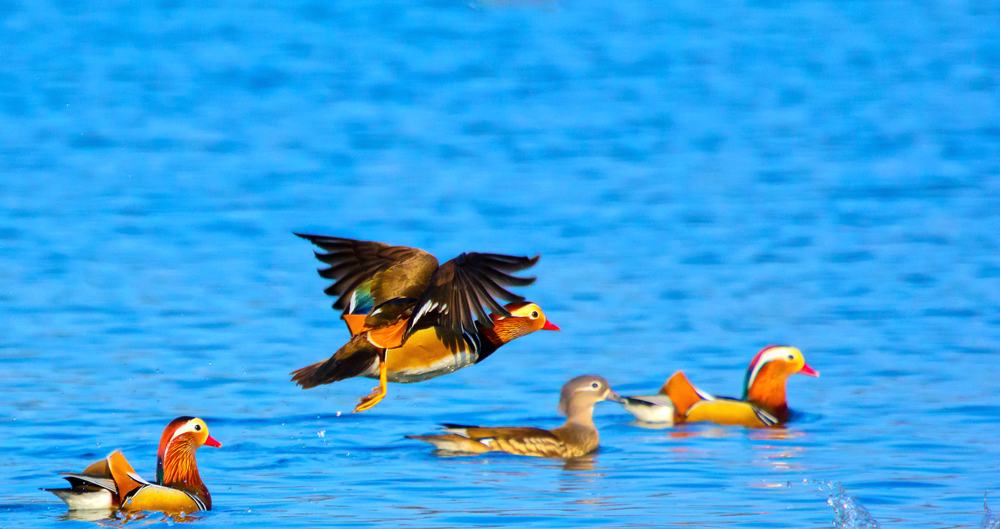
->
694;385;716;401
127;471;152;485
411;301;439;327
753;407;779;426
185;491;207;511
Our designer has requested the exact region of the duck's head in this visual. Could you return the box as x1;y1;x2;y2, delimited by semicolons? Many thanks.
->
558;375;624;417
741;346;818;401
487;302;559;342
156;417;221;484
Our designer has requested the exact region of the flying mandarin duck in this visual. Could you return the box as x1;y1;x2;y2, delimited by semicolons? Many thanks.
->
290;234;559;412
407;375;623;458
47;417;221;513
620;346;818;427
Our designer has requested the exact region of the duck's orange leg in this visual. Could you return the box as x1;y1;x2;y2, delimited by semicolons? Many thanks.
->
354;349;389;413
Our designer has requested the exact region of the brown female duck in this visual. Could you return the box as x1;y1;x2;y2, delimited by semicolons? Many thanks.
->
407;375;623;458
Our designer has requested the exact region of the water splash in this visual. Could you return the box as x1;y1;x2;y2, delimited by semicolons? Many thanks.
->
981;492;999;529
813;481;880;529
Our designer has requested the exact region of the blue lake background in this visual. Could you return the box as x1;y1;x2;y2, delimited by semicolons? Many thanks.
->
2;0;999;527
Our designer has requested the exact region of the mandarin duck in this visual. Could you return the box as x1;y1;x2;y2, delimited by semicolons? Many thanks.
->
47;417;220;513
620;346;818;427
290;234;558;412
407;375;623;458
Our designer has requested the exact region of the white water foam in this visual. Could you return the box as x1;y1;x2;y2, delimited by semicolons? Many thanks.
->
980;493;999;529
812;481;880;529
812;481;1000;528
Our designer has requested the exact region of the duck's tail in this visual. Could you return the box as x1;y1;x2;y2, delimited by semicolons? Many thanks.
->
405;434;493;453
291;335;380;389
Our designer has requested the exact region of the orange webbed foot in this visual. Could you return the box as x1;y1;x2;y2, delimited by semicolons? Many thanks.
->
353;355;389;413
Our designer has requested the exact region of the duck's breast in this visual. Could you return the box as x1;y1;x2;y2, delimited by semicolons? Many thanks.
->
684;399;776;427
381;327;477;383
122;484;207;513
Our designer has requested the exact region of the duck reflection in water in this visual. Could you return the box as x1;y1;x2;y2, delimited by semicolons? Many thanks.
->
59;509;204;525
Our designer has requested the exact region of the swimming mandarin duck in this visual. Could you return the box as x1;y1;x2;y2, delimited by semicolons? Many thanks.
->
620;346;818;427
47;417;221;512
290;234;559;412
407;375;623;458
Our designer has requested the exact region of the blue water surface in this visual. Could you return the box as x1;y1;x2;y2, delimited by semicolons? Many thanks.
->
2;0;999;527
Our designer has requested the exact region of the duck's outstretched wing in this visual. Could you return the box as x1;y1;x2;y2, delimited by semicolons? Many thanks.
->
406;252;539;346
295;234;439;317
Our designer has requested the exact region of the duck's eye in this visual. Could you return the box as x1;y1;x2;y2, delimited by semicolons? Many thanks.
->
787;354;795;361
591;382;600;389
530;311;539;319
194;424;202;432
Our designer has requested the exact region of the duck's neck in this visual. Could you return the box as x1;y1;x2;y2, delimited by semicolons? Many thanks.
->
744;363;790;415
563;401;597;429
474;319;532;363
157;438;209;501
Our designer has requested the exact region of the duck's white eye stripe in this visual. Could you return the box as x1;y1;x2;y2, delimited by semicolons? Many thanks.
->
747;348;794;389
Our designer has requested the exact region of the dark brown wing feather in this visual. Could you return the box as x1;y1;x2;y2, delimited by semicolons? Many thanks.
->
407;252;539;343
295;234;439;314
441;423;558;442
441;424;573;457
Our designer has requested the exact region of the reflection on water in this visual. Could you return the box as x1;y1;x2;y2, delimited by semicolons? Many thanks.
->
626;420;675;430
749;429;807;471
560;454;599;473
423;450;600;473
746;428;801;442
59;509;205;526
663;427;739;440
58;509;116;524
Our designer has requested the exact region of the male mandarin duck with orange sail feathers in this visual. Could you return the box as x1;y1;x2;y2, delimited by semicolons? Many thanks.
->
47;417;220;513
290;234;559;412
620;346;818;427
